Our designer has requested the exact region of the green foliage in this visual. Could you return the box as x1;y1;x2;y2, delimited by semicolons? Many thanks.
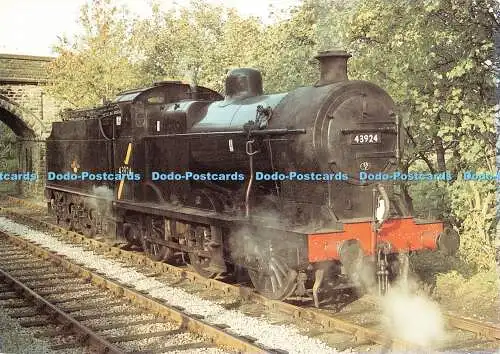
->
250;0;320;92
340;0;498;270
0;122;17;170
343;0;497;173
132;0;263;92
434;269;499;316
408;180;450;220
47;0;148;107
132;0;328;93
449;180;497;270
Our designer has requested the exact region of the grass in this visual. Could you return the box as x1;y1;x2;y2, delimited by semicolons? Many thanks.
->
410;250;499;319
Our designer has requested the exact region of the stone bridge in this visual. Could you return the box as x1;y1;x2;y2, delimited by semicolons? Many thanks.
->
0;54;63;196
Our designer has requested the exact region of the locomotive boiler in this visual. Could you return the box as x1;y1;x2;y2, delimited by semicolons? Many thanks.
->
46;50;459;306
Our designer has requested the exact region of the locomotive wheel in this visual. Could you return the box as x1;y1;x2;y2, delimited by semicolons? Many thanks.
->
70;203;83;232
55;197;72;229
141;216;173;262
80;224;95;237
123;222;142;248
52;192;65;225
60;203;74;230
248;255;298;300
80;209;97;238
185;191;224;278
388;253;415;283
56;209;70;228
58;214;71;229
187;253;221;279
142;238;171;261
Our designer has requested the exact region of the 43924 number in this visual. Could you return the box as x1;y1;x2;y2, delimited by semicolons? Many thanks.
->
351;133;381;144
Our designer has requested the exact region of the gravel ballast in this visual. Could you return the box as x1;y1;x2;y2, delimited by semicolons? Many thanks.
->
0;304;54;353
0;216;340;354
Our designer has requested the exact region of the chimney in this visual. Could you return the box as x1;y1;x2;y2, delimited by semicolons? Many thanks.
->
314;50;351;85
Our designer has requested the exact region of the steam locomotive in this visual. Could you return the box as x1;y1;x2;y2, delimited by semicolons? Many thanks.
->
46;50;459;306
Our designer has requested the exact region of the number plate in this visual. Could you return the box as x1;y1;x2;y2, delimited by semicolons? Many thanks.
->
351;133;381;144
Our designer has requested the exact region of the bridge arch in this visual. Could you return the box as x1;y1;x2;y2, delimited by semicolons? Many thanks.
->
0;95;40;138
0;53;63;196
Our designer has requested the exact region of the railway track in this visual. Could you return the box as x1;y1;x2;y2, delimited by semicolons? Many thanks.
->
1;195;499;352
0;259;123;353
0;221;263;353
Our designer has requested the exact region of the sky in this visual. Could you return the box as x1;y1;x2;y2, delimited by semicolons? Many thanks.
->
0;0;301;57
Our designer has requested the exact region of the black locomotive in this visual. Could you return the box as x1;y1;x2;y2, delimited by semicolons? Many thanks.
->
46;50;459;305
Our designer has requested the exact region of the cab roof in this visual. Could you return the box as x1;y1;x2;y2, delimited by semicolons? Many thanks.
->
113;81;215;104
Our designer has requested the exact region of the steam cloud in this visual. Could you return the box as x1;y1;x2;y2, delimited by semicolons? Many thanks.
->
88;185;114;217
381;280;446;348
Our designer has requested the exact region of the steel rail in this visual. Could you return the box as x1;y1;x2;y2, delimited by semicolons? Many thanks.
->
0;247;125;354
4;196;500;347
0;222;266;353
1;201;415;350
361;293;500;341
443;314;500;340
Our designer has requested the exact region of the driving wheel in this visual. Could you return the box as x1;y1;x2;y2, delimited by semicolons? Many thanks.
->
80;208;98;237
248;254;298;300
140;216;173;262
187;252;221;278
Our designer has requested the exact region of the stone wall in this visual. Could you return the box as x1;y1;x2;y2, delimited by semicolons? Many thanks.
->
0;85;63;137
0;54;64;197
0;54;51;81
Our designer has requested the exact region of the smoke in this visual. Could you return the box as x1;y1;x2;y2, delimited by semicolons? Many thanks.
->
87;185;114;217
339;254;447;348
227;210;297;272
381;279;447;348
355;259;376;295
228;226;259;263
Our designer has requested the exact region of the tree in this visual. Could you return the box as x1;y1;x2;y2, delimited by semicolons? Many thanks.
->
343;0;497;173
252;0;319;92
339;0;499;270
133;0;335;94
0;122;17;170
132;0;263;92
47;0;148;107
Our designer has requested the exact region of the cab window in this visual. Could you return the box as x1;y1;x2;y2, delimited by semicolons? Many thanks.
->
146;95;165;104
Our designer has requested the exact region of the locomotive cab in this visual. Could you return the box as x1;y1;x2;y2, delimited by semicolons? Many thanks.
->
111;82;223;202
